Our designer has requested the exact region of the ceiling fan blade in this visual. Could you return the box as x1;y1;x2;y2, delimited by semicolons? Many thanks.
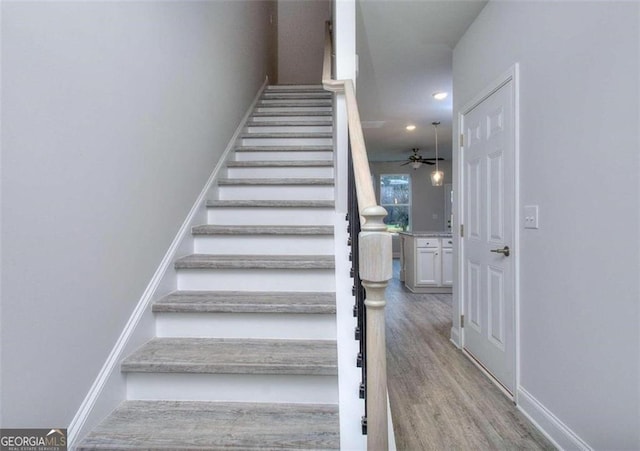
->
400;161;412;166
420;157;445;161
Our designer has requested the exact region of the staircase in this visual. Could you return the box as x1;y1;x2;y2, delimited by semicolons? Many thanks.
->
77;85;341;450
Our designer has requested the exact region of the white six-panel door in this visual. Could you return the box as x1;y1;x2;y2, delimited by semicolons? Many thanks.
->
461;79;516;394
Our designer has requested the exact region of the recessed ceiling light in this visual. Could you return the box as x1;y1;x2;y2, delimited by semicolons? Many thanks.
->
406;124;416;131
432;92;448;100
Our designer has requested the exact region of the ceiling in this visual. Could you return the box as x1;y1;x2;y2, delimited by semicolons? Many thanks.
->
356;0;488;162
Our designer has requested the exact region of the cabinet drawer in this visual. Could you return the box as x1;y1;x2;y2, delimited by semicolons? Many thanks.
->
441;238;453;248
416;238;439;248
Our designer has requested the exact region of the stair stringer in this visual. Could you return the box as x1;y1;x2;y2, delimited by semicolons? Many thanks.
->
67;78;269;449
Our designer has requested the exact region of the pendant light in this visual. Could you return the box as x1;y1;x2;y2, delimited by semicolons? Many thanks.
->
430;121;444;186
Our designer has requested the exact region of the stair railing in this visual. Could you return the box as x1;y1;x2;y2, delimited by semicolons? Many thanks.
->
322;20;392;451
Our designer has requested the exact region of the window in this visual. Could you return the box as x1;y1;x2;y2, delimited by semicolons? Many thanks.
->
380;174;411;232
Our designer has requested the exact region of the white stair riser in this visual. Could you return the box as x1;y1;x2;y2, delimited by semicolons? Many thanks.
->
155;313;336;340
241;137;332;147
235;150;332;162
255;106;331;113
251;116;331;123
177;268;335;292
226;166;334;179
207;207;334;226
217;184;334;201
194;235;334;255
246;125;332;133
259;99;331;105
126;373;338;404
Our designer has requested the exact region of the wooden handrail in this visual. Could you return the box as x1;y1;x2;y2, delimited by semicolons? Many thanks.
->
322;20;391;451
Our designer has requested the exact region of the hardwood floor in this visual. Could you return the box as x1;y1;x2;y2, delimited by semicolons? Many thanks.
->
386;261;554;450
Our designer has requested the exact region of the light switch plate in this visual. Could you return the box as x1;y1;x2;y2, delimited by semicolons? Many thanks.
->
524;205;539;229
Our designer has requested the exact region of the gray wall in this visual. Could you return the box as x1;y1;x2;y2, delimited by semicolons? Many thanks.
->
1;0;276;427
453;2;639;448
278;0;331;84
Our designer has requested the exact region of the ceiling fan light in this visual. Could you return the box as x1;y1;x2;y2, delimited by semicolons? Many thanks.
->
411;161;422;169
406;124;416;131
432;91;448;100
431;170;444;186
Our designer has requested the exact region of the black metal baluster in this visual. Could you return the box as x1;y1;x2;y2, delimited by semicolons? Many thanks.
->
347;139;367;435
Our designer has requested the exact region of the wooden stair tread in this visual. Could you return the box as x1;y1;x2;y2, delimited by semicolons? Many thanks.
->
217;177;333;186
226;160;333;168
252;111;331;117
235;145;333;152
152;291;336;314
77;400;339;450
206;199;334;208
175;254;335;270
267;84;326;90
191;225;334;235
259;100;332;105
263;93;331;97
263;92;332;98
121;338;338;375
240;132;332;139
246;120;332;127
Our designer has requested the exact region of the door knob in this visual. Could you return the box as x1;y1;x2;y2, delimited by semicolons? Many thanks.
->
490;245;510;257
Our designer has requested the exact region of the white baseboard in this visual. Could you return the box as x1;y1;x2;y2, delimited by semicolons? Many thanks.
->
517;386;591;451
67;77;269;448
450;326;461;348
387;393;397;451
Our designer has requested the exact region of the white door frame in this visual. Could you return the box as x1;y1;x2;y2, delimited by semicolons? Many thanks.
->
456;64;521;400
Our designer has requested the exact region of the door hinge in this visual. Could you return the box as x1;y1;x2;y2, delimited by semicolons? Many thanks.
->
460;314;464;328
460;224;464;237
460;133;464;147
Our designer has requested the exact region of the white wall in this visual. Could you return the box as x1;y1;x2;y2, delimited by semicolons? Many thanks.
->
0;0;275;428
453;2;639;449
278;0;331;84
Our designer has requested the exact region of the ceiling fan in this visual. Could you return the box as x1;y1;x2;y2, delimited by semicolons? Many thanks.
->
400;148;443;168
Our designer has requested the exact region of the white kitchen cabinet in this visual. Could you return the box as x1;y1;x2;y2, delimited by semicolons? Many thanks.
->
400;233;453;293
416;246;440;285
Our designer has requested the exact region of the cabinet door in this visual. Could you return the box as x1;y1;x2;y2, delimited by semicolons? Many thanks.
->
416;247;440;285
442;247;453;286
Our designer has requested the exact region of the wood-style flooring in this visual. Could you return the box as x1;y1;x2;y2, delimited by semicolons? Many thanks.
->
386;261;555;450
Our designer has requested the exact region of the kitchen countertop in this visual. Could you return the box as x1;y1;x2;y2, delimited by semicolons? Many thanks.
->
398;231;453;238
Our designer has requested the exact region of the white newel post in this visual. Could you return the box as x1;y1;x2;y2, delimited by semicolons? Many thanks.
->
359;205;392;451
